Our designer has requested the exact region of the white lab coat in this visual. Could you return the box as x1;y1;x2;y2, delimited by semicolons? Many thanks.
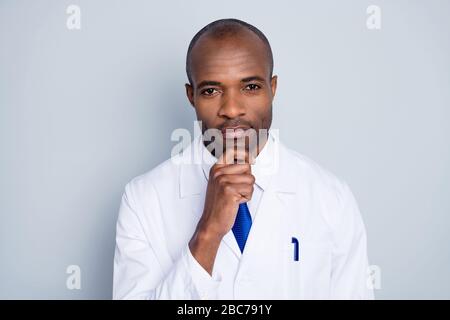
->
113;131;374;300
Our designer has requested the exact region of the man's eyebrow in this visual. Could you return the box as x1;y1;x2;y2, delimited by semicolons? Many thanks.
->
241;76;266;83
196;80;222;88
195;76;266;88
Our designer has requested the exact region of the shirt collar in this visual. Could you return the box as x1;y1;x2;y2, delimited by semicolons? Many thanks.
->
198;130;277;191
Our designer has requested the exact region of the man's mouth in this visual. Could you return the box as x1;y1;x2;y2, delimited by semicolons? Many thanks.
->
220;126;251;139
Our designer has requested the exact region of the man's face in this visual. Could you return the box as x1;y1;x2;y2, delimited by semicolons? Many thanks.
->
186;30;277;158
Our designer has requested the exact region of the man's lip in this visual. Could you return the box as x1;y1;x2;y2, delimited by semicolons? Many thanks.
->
220;126;250;133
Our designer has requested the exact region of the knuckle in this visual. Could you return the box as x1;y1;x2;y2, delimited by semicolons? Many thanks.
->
216;175;227;185
212;169;223;180
223;184;233;194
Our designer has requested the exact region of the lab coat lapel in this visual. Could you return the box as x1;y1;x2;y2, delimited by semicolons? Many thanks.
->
222;230;242;259
178;136;300;262
239;142;299;262
221;138;300;260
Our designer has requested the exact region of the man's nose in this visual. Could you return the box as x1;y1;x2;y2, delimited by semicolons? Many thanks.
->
218;90;245;119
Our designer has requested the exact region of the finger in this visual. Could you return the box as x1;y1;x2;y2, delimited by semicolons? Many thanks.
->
216;148;235;166
212;164;251;178
216;174;255;185
217;146;252;165
229;147;250;165
233;184;254;202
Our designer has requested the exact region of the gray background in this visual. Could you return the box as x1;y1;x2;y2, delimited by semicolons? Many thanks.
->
1;0;449;299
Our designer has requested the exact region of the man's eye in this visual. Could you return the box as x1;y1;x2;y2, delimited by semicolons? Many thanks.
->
245;84;261;91
201;88;218;96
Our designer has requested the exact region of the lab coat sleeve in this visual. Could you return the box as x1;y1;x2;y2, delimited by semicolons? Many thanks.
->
113;181;221;300
330;182;374;300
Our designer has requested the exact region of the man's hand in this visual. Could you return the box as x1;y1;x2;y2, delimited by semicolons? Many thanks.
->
189;149;255;275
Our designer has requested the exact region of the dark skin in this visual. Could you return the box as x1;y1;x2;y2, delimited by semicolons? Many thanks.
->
185;29;277;275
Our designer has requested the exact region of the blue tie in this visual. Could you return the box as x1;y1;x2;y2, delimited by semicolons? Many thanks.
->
232;203;252;253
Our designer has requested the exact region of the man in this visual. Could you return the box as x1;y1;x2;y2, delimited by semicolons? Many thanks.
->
113;18;373;299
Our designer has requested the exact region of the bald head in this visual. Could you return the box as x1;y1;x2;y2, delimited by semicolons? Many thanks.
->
186;19;273;86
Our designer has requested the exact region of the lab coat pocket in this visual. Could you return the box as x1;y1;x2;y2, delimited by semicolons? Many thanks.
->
282;240;332;299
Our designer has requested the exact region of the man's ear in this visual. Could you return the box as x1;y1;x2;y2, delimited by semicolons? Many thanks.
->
270;75;278;98
185;83;195;108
